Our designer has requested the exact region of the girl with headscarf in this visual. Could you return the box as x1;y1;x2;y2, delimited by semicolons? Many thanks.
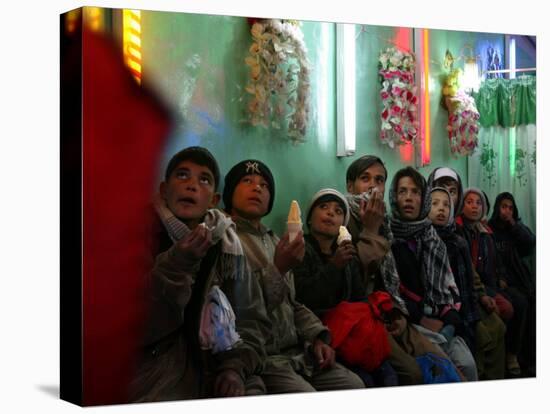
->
389;167;478;381
389;167;461;333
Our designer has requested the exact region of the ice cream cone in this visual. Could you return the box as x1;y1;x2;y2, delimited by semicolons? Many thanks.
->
287;200;302;242
337;226;352;245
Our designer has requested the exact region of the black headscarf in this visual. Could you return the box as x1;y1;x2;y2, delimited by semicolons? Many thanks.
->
223;159;275;216
489;192;520;229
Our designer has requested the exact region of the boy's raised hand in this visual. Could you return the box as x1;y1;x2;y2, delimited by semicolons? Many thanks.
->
360;190;385;234
274;231;305;275
330;241;356;269
175;224;212;264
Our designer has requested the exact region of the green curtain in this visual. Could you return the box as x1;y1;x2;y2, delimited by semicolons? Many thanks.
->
467;124;536;233
473;76;536;128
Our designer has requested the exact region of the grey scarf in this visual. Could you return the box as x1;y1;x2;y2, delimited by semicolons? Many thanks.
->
154;195;246;281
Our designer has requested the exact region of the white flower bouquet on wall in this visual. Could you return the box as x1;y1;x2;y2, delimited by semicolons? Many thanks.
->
244;19;311;144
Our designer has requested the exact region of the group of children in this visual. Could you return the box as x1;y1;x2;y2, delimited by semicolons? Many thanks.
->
129;147;536;402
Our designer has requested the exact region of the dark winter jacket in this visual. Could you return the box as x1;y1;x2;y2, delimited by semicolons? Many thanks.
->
294;234;367;318
489;193;536;297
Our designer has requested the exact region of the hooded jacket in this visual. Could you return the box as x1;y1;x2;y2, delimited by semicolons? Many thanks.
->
488;192;536;296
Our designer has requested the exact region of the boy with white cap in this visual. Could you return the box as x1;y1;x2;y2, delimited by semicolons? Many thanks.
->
293;188;398;386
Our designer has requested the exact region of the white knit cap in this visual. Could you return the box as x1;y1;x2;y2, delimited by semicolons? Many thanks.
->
307;188;350;226
433;167;459;183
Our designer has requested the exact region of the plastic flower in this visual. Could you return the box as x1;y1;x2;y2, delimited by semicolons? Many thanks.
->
244;19;311;144
251;22;264;39
442;75;480;157
378;47;419;147
249;43;260;55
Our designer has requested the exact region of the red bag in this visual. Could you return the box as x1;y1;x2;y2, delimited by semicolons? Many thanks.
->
322;291;393;372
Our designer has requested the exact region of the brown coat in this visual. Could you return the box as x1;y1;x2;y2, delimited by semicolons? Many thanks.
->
233;217;331;376
346;214;391;294
130;225;270;402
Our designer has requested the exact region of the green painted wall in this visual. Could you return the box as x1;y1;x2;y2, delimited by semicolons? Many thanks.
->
141;10;506;235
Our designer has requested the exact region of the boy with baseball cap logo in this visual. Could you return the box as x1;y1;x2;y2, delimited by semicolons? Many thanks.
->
224;160;365;393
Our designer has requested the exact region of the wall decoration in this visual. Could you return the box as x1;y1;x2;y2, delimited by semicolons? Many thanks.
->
442;69;480;156
244;19;311;143
485;45;503;79
514;148;529;186
378;47;419;148
479;142;498;187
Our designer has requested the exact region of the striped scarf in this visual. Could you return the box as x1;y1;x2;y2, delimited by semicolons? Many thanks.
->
390;217;459;310
388;179;459;311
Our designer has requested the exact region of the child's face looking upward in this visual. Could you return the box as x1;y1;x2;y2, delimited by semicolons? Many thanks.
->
429;190;451;226
160;160;219;228
347;162;386;196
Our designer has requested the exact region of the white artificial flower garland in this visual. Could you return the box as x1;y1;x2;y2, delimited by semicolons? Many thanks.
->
245;19;311;144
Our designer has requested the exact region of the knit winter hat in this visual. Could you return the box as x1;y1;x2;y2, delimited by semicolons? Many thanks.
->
346;155;388;184
432;167;458;183
460;187;488;219
306;188;350;228
165;146;220;190
223;159;275;216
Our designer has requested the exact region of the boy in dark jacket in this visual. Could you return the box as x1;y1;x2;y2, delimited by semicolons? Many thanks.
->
293;188;398;386
489;192;536;375
458;187;526;377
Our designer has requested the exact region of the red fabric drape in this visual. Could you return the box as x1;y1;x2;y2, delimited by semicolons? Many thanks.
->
81;28;171;406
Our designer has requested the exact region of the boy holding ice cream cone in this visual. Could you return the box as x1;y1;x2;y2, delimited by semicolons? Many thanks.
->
223;159;364;393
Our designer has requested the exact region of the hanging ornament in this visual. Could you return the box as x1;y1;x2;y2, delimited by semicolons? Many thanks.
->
378;47;419;148
244;19;311;144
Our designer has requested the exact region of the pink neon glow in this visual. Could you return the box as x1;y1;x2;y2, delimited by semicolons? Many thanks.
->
421;29;431;165
393;27;411;50
394;27;414;164
400;142;414;162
